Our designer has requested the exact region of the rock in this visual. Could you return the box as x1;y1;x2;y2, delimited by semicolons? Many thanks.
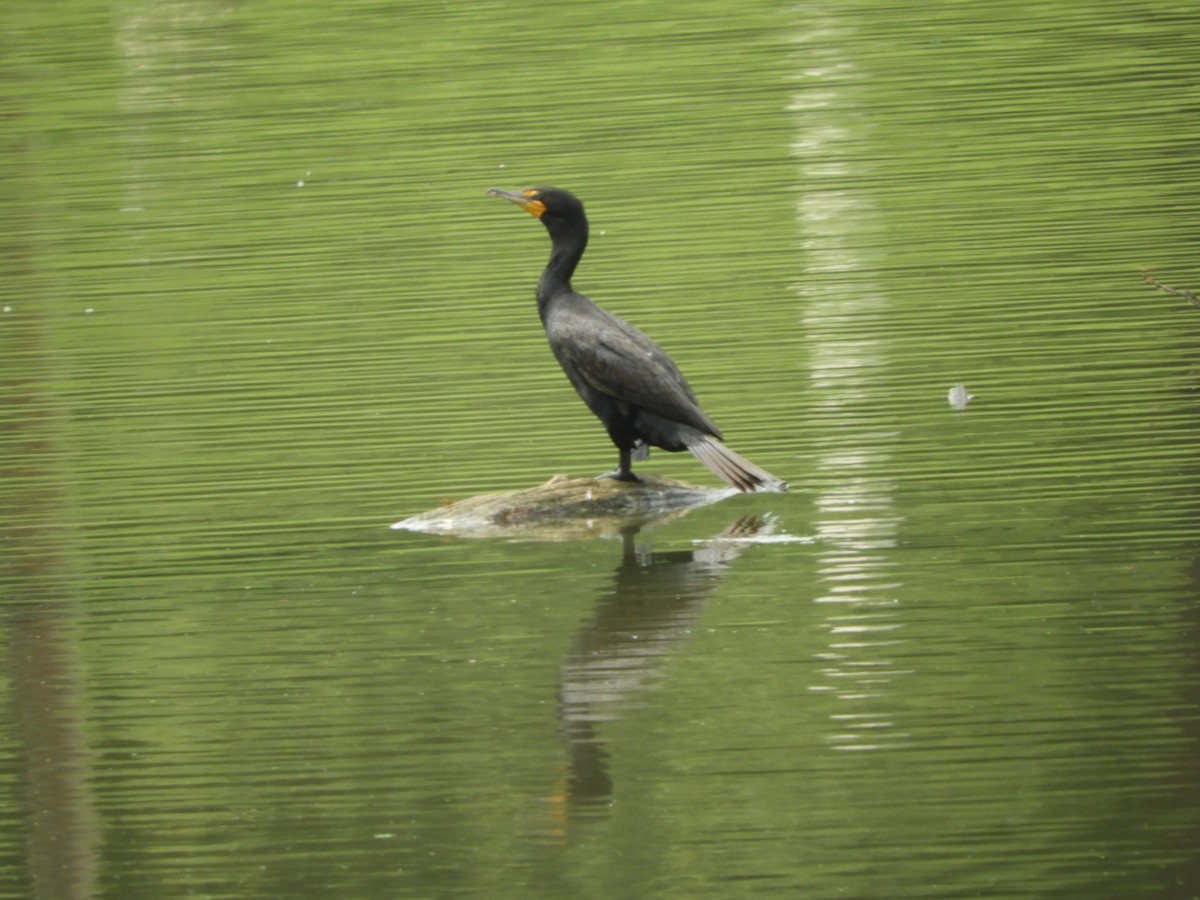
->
392;474;733;540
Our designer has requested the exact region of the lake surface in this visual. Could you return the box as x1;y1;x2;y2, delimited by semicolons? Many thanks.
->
3;1;1200;897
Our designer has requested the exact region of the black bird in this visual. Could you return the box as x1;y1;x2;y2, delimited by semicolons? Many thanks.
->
486;186;786;493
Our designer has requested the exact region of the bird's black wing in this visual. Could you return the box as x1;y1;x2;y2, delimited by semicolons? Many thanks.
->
545;299;721;436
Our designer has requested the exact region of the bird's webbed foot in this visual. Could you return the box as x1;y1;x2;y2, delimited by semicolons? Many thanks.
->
596;467;640;483
597;446;640;483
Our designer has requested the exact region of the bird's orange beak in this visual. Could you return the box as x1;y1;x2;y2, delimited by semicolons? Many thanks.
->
486;187;546;218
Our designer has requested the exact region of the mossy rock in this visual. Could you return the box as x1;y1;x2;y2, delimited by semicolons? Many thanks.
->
392;474;733;540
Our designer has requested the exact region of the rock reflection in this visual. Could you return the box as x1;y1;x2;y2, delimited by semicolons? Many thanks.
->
551;515;770;827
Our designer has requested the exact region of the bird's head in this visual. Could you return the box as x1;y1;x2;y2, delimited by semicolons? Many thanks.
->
486;186;586;237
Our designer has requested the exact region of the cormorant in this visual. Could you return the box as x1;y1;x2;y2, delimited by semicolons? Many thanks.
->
486;186;786;493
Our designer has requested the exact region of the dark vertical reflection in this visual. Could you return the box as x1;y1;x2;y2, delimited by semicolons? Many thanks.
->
1;115;99;891
7;604;99;900
2;325;98;899
550;516;770;831
1;401;99;897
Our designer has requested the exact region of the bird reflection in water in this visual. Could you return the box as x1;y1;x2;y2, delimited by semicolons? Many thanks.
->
547;514;770;833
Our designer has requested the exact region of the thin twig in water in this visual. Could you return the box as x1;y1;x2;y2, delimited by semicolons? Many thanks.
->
1142;269;1200;309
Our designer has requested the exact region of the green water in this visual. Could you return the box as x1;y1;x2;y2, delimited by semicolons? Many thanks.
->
3;1;1200;897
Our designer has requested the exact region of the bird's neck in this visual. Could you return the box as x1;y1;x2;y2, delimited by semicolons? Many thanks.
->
536;228;587;316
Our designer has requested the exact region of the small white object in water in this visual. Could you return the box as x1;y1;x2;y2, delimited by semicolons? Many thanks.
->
948;383;974;410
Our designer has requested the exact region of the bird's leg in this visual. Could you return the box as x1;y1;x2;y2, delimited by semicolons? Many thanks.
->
597;445;640;483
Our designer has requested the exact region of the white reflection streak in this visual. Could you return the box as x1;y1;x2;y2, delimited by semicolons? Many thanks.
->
116;2;231;219
792;22;908;751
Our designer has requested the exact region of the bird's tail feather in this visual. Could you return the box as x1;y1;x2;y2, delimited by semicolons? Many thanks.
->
688;436;787;493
